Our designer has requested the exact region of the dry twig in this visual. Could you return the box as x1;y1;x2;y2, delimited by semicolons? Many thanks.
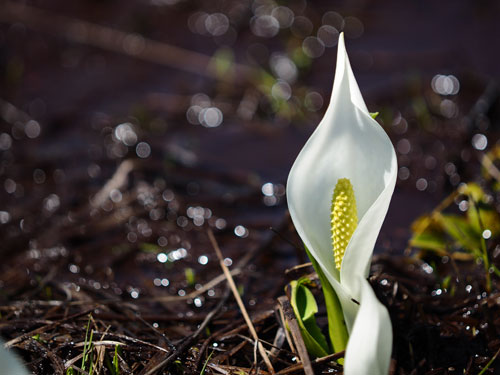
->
208;229;276;374
277;296;314;375
1;2;255;81
138;288;230;375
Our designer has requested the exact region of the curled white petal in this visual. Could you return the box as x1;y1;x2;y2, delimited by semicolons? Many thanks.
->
286;33;397;330
0;340;29;375
344;278;392;375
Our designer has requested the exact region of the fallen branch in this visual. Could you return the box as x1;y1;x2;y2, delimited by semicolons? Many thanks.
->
277;296;314;375
138;287;230;375
208;229;276;374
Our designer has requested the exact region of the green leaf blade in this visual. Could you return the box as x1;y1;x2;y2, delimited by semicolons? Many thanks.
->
290;280;329;358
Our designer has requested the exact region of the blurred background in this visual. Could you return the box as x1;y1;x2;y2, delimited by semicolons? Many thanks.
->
1;0;500;307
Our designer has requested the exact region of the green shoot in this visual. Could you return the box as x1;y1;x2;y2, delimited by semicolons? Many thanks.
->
478;346;500;375
113;344;120;375
82;315;94;374
185;267;196;287
104;344;121;375
200;350;214;375
32;333;42;342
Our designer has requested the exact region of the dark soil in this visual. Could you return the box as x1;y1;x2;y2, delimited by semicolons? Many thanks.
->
2;1;500;374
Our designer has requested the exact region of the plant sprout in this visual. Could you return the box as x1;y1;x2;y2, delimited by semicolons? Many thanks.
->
287;33;397;375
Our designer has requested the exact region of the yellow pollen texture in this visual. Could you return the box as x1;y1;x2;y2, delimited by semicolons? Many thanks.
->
331;178;358;270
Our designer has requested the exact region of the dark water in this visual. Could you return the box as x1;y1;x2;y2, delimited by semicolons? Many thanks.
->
1;0;500;302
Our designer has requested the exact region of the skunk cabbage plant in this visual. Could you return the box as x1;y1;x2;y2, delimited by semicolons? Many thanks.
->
0;340;29;375
287;33;397;375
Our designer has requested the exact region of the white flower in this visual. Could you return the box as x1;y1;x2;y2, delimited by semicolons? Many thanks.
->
343;279;393;375
286;33;397;375
0;339;29;375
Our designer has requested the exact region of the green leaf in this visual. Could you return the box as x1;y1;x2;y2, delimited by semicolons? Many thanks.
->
370;112;379;119
462;183;490;233
410;231;448;252
294;279;318;321
457;183;500;236
438;214;481;252
305;247;348;356
290;280;329;358
460;182;484;202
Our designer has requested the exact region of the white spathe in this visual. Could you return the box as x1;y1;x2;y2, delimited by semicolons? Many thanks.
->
344;277;393;375
0;339;29;375
286;33;396;375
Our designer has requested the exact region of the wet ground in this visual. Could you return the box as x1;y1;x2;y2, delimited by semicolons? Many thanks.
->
1;1;500;374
